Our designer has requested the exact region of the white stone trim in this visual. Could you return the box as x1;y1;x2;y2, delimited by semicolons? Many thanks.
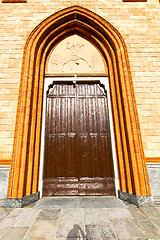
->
146;163;160;167
0;165;11;170
146;162;160;198
0;165;10;199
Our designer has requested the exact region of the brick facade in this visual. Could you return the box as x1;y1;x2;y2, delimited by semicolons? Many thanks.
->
0;0;160;204
0;0;160;165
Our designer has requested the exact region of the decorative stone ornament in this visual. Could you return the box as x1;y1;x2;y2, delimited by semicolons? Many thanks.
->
46;35;106;74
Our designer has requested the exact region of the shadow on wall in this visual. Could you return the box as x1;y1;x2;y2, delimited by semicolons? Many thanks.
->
67;224;86;239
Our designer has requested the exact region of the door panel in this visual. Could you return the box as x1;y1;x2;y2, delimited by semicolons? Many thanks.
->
43;81;115;196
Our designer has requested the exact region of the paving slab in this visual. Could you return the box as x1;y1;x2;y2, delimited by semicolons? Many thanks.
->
0;226;28;240
0;216;15;228
0;197;159;240
56;238;86;240
6;208;23;219
36;209;61;221
34;196;126;209
0;225;8;237
139;206;160;219
104;207;134;219
80;197;126;208
84;208;110;225
128;207;148;221
60;208;84;219
0;217;15;237
136;220;160;240
34;197;80;209
150;218;160;230
85;224;117;240
24;220;58;240
56;218;85;239
0;209;12;222
13;208;40;227
111;219;148;240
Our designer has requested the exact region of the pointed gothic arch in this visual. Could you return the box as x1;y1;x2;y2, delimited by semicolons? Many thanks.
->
6;6;152;207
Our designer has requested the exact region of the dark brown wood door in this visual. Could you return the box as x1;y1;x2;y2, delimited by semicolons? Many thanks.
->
43;81;115;196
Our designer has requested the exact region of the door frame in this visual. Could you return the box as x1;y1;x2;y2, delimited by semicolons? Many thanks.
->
39;76;119;197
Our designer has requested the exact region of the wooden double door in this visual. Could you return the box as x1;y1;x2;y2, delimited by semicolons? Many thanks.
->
43;81;115;195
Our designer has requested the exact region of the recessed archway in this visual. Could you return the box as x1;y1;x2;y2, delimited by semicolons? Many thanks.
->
6;6;152;207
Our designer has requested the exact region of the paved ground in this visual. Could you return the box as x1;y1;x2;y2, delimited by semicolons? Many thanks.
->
0;197;160;240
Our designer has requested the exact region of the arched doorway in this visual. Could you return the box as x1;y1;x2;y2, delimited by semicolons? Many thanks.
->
40;35;117;196
6;6;152;207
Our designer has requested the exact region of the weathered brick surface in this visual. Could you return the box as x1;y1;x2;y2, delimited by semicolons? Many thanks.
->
0;0;160;163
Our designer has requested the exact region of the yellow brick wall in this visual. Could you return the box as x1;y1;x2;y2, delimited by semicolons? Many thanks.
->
0;0;160;164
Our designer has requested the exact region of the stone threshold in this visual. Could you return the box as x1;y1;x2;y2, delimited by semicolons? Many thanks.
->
4;191;157;208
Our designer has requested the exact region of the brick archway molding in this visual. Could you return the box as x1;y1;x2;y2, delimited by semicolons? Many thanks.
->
6;6;153;208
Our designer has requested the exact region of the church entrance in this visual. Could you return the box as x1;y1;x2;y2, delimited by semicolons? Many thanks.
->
43;81;115;196
6;7;152;207
6;7;151;207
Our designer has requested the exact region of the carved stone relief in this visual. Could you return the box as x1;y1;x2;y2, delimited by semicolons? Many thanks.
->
46;35;107;74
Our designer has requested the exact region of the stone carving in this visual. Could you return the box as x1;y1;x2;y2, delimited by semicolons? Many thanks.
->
62;42;92;72
46;35;106;74
50;54;63;72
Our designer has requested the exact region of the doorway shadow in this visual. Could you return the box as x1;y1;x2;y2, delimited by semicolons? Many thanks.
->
67;224;86;239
